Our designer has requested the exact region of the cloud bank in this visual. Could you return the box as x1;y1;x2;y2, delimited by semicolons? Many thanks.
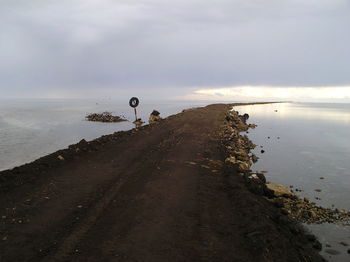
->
0;0;349;100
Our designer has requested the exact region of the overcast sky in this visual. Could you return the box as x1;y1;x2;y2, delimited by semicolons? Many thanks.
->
1;0;350;101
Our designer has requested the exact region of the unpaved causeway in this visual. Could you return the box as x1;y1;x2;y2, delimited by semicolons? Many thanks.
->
0;104;324;261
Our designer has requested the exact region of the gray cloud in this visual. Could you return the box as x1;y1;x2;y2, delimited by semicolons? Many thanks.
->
1;0;349;98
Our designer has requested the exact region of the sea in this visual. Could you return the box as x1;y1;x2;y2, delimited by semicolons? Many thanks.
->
0;98;209;171
234;102;350;262
0;99;349;261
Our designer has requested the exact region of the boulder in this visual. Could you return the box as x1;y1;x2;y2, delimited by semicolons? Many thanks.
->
244;173;268;195
225;156;237;164
133;119;144;126
266;183;294;197
149;110;161;124
237;161;250;172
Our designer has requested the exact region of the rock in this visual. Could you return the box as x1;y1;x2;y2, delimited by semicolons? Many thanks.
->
315;189;322;192
325;249;341;255
347;248;350;254
58;155;65;161
266;183;294;197
237;161;250;172
261;150;265;153
319;177;324;179
149;114;161;124
225;156;237;164
242;113;249;122
149;110;161;124
151;110;160;116
251;154;259;163
340;241;349;246
305;234;316;242
86;112;126;122
245;174;267;195
133;119;144;126
313;240;322;250
273;198;284;208
309;210;317;219
256;172;266;183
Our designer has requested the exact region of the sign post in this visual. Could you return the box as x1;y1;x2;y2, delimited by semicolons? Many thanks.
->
129;97;139;122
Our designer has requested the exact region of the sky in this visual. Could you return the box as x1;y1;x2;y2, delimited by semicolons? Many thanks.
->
1;0;350;102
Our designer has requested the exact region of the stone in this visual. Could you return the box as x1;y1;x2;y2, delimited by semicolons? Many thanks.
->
313;240;322;250
340;241;349;246
261;150;265;153
149;110;161;124
86;112;126;122
149;114;161;124
266;183;294;197
315;189;322;192
325;249;340;255
225;156;237;164
256;172;266;183
245;174;267;195
133;119;144;126
237;161;250;172
251;154;259;163
58;155;65;161
309;210;317;219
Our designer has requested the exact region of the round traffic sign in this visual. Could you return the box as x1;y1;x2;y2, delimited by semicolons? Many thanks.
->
129;97;139;108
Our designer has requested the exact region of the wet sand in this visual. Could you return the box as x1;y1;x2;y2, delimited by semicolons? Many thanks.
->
0;103;324;261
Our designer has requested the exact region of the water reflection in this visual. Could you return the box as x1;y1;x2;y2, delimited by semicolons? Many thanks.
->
238;102;350;124
234;102;350;261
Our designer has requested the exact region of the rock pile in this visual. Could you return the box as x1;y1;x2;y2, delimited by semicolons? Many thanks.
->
86;112;126;123
133;118;144;127
149;110;161;124
223;108;350;226
224;110;257;174
269;195;350;225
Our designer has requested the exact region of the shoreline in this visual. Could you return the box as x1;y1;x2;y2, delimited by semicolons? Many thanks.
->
0;103;325;261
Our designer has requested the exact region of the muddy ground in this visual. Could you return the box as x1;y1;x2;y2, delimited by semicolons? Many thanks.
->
0;104;324;262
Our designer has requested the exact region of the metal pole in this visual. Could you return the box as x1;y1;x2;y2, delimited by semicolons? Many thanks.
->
134;108;137;121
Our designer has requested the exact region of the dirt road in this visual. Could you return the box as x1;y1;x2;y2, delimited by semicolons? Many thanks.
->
0;104;323;261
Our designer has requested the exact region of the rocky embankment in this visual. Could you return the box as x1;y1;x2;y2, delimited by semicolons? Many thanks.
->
223;109;350;227
86;112;126;122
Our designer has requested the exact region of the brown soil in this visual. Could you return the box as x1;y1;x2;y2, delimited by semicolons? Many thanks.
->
0;104;324;262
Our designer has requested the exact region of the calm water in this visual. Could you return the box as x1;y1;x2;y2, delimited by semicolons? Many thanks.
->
235;102;350;262
0;99;207;171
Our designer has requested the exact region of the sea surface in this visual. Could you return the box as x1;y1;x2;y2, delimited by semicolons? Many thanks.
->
0;98;207;171
234;102;350;262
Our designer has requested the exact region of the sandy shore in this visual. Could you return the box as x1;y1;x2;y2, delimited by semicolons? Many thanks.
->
0;103;324;261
